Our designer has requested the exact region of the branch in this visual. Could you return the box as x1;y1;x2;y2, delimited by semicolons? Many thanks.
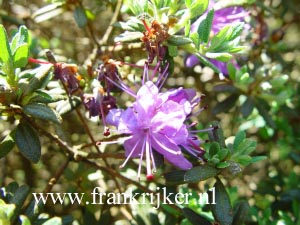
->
100;0;123;45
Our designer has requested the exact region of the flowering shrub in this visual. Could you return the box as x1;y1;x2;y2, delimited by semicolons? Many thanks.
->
1;0;299;225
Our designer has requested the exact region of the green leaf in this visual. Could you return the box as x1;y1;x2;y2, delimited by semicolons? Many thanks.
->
241;97;254;118
0;130;16;158
126;0;148;15
205;52;232;62
167;35;193;46
217;148;229;161
188;0;209;19
189;32;200;50
194;53;220;73
233;131;246;151
0;25;12;64
114;32;143;42
210;178;233;225
23;103;62;124
209;142;220;158
24;64;53;95
13;44;29;68
164;170;186;184
0;24;13;76
232;201;250;225
28;90;65;104
208;121;225;147
236;139;257;155
11;25;29;53
24;199;44;221
56;96;81;115
15;122;41;163
73;7;88;28
217;161;230;168
184;19;191;36
212;94;239;115
197;9;214;43
228;22;244;41
255;100;276;128
10;184;30;223
20;215;31;225
182;208;211;225
0;199;15;221
210;26;231;50
250;156;267;163
234;155;252;166
43;217;63;225
208;23;244;54
168;45;178;57
10;25;29;68
213;84;237;93
227;63;237;80
184;165;219;183
185;0;192;7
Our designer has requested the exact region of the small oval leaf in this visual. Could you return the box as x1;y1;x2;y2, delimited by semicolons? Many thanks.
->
213;94;239;115
25;64;53;95
241;97;254;118
23;103;62;124
114;32;143;42
184;165;218;183
13;43;29;68
15;122;41;163
167;35;192;46
182;208;211;225
210;178;233;225
10;184;30;223
0;130;16;158
56;97;81;115
232;201;250;225
74;7;88;28
233;130;246;151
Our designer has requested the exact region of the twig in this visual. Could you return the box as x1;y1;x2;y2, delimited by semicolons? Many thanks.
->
100;0;123;45
43;158;70;193
87;152;124;159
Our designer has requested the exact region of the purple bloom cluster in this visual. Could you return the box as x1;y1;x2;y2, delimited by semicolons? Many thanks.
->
105;62;212;180
53;63;80;94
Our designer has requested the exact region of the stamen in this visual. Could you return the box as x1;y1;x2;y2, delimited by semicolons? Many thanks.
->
190;126;217;133
190;105;208;117
120;139;141;168
156;63;169;90
149;144;157;173
104;75;136;98
152;135;181;155
145;134;152;178
187;121;198;129
150;61;160;81
137;138;147;180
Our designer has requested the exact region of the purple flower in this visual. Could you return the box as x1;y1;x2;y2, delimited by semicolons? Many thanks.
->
84;88;117;118
106;81;193;179
53;63;80;94
186;2;248;75
186;56;238;75
103;61;215;180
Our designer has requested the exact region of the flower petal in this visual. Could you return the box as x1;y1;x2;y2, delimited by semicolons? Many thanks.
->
151;132;192;170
